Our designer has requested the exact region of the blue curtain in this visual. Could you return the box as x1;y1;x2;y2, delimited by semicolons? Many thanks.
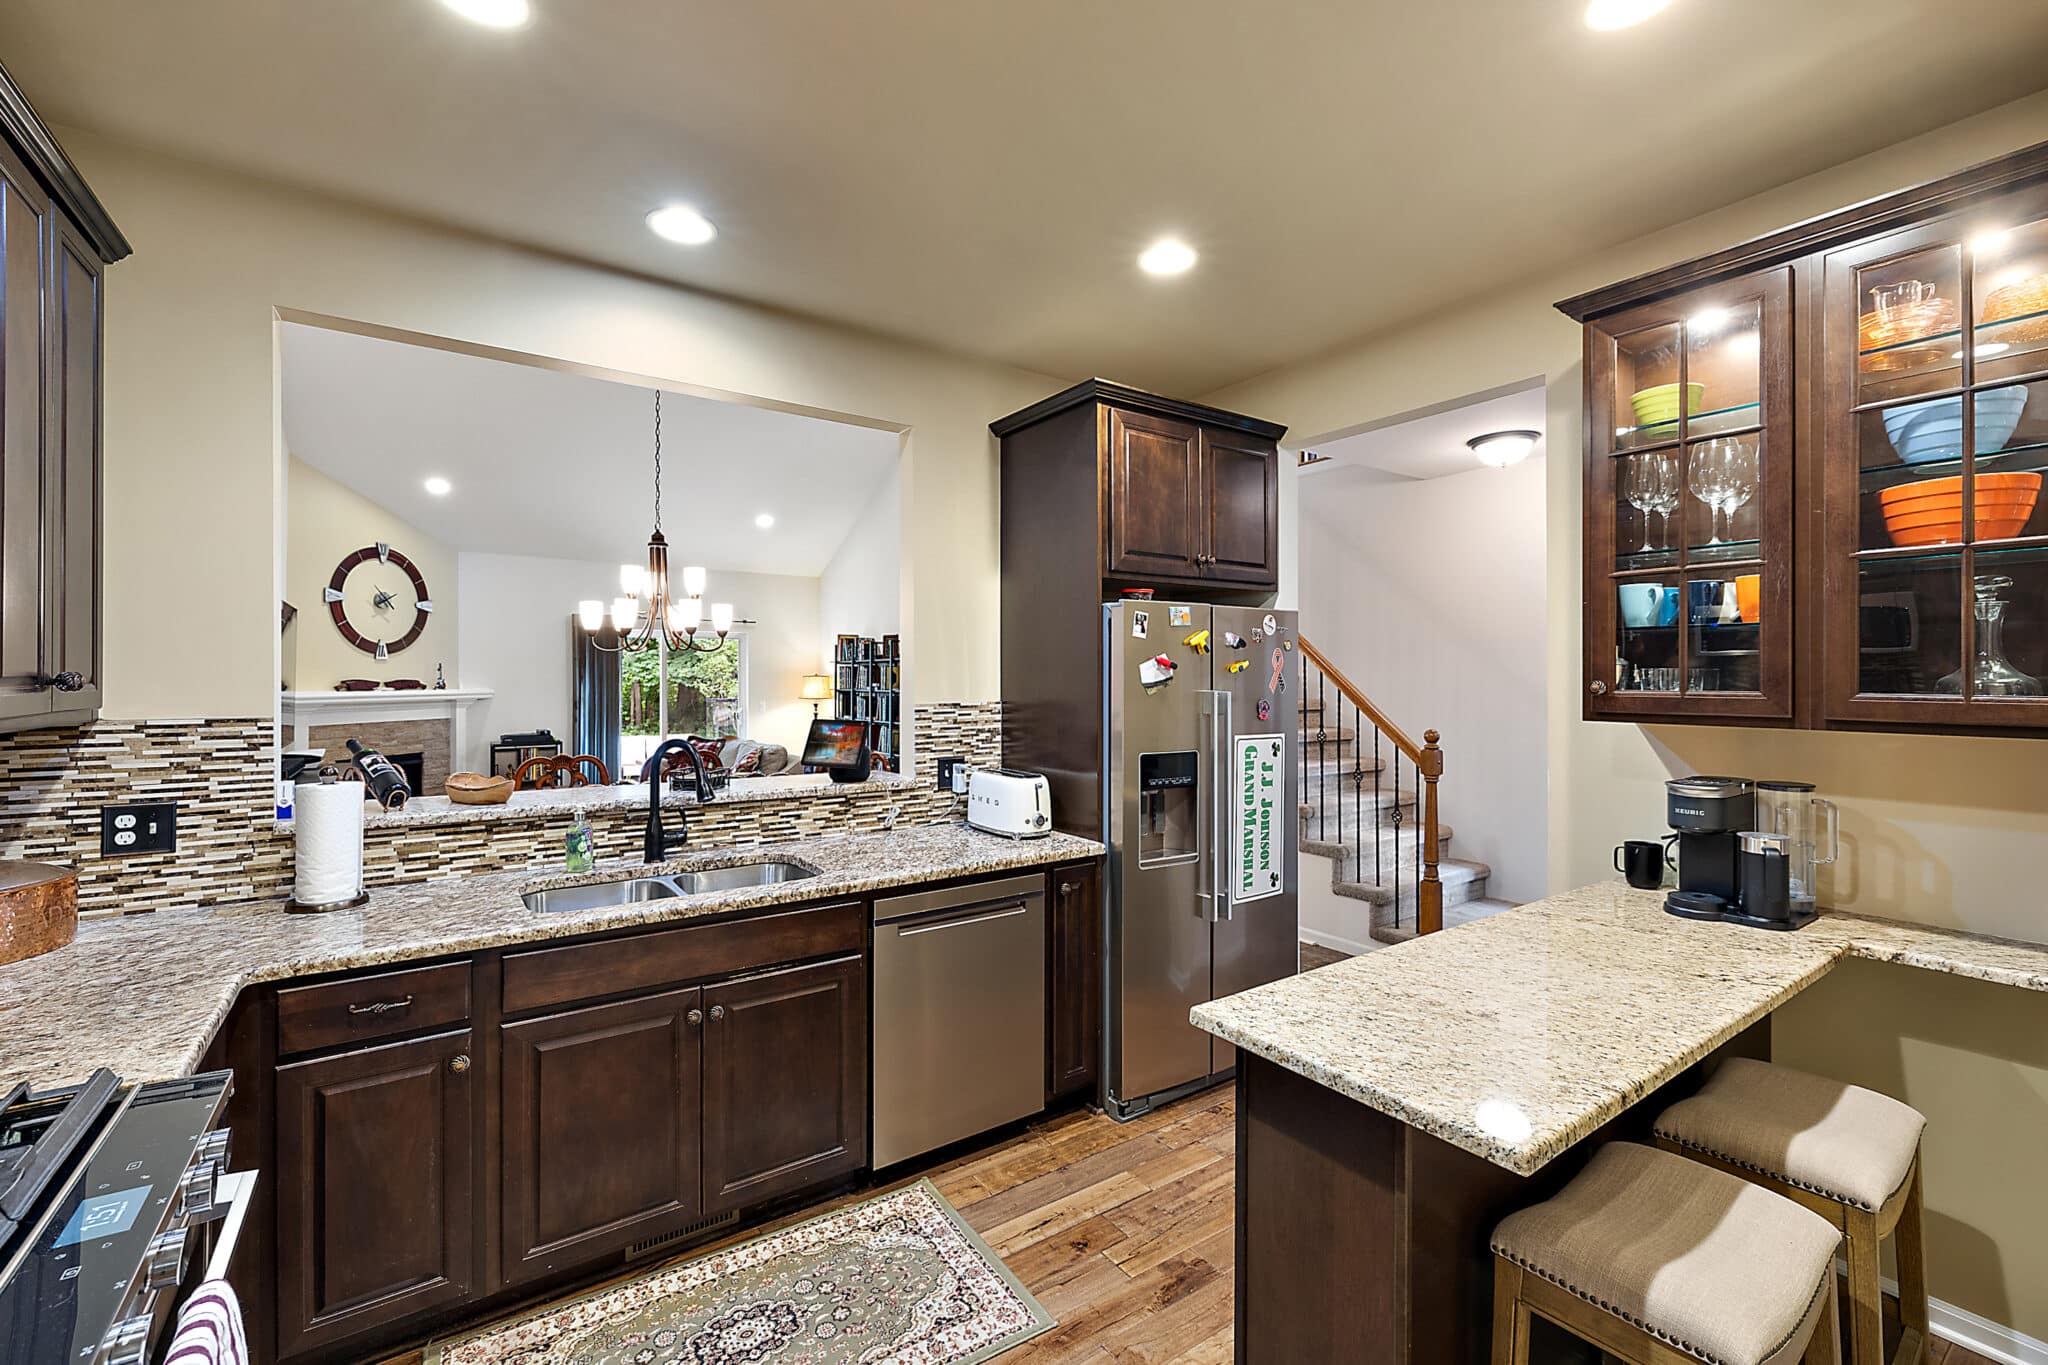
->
571;617;621;780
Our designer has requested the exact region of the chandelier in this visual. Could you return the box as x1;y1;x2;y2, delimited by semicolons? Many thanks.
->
579;391;734;654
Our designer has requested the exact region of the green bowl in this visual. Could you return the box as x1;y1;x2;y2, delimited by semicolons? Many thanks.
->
1630;382;1703;428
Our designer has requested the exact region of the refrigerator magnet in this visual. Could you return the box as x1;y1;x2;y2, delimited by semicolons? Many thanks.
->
1222;631;1247;650
1183;629;1211;654
1131;609;1149;639
1262;613;1278;636
1168;605;1193;627
1227;660;1250;673
1256;698;1271;722
1139;654;1176;687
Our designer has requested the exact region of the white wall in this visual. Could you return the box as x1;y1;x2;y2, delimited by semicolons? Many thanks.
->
1297;457;1548;903
818;469;902;666
457;553;822;773
284;456;459;690
62;126;1062;721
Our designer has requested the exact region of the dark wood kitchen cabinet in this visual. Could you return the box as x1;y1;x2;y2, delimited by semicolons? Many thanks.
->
701;955;866;1214
1560;137;2048;735
274;1029;477;1359
0;65;127;731
500;988;703;1284
1047;861;1101;1102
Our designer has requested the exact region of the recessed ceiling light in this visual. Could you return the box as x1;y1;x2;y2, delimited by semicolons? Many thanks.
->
1138;238;1198;277
753;513;775;529
1467;430;1541;468
1584;0;1674;30
423;476;452;496
439;0;531;29
647;204;717;246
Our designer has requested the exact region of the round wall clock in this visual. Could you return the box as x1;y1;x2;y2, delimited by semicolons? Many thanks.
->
324;541;434;660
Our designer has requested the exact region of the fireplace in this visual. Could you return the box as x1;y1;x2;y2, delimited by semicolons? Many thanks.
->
386;751;427;796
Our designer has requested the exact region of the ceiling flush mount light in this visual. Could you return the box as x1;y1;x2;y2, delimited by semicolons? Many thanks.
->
577;392;735;655
1585;0;1674;30
753;512;775;529
646;204;716;246
1138;238;1198;277
422;475;452;496
1467;429;1541;468
439;0;531;29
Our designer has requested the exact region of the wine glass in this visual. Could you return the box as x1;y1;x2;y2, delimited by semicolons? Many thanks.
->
1715;437;1758;544
1688;442;1731;545
1625;454;1661;554
1645;448;1683;549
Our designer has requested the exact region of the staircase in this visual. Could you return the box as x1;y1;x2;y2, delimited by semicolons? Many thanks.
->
1296;638;1507;945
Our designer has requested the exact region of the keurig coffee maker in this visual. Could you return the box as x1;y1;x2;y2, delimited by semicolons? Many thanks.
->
1663;775;1753;921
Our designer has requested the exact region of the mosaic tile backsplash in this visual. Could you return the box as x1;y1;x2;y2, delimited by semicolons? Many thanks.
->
0;704;1003;918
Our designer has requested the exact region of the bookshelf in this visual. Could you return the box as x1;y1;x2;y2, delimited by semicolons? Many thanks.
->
832;633;900;771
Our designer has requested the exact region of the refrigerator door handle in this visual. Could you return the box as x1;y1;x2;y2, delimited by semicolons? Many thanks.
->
1213;689;1234;921
1196;691;1222;922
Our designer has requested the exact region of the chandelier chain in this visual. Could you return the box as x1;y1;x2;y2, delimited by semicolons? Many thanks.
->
652;390;663;534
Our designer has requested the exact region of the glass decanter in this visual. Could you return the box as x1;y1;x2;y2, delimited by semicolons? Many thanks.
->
1936;574;2043;696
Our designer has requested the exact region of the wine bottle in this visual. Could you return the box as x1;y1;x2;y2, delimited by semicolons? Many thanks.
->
346;738;411;810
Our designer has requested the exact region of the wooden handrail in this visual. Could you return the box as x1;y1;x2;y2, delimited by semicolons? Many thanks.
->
1298;634;1444;936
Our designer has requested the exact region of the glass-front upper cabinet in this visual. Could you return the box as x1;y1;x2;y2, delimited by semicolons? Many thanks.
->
1583;267;1794;721
1824;187;2048;729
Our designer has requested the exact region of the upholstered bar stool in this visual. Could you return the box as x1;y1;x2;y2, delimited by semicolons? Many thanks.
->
1490;1142;1842;1365
1652;1058;1929;1365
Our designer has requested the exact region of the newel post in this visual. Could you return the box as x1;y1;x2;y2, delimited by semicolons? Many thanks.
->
1419;729;1444;935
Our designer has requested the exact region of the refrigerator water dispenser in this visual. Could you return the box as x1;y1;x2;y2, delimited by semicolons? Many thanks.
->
1138;751;1199;864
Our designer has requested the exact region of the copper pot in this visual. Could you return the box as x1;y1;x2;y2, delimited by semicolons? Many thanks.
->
0;861;78;966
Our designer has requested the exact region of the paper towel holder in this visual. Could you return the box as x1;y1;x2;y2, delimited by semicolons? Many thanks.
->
286;770;372;915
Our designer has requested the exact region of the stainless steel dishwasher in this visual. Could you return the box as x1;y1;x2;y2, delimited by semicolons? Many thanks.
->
871;872;1046;1167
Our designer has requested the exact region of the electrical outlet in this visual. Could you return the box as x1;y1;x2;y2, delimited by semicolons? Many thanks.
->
935;756;968;794
101;803;178;856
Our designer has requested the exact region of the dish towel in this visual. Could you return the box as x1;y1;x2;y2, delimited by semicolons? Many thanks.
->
164;1280;248;1365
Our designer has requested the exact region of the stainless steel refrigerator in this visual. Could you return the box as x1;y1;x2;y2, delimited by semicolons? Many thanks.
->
1102;600;1300;1119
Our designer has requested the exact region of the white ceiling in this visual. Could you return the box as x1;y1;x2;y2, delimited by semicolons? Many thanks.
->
279;323;900;575
1305;386;1546;484
8;3;2048;393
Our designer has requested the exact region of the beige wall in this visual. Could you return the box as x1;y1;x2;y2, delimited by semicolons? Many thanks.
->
69;127;1063;722
1207;89;2048;1340
284;456;459;690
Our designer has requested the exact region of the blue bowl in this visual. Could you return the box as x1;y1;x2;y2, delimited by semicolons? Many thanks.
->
1881;386;2028;465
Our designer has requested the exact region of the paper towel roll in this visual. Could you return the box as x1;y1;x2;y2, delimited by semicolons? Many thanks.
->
292;778;366;909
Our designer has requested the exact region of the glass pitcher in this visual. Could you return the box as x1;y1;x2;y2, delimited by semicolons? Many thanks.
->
1755;781;1838;915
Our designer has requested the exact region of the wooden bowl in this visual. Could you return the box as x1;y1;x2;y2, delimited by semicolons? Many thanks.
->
445;772;514;805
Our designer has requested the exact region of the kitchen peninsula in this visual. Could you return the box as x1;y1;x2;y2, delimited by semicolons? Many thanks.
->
1192;883;2048;1364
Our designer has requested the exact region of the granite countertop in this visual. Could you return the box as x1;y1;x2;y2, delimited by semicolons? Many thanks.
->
0;822;1102;1089
1191;882;2048;1176
328;771;919;830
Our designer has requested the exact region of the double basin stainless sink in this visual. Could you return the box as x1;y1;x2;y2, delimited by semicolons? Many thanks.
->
521;861;813;913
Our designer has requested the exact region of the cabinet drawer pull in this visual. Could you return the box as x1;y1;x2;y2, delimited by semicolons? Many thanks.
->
688;1008;704;1026
448;1054;471;1074
347;995;415;1016
709;1004;726;1021
39;671;85;692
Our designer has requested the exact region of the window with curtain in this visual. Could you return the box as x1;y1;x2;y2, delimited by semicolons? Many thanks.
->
616;634;747;775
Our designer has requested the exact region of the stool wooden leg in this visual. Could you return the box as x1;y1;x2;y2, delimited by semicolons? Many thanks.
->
1845;1208;1886;1365
1805;1274;1842;1365
1892;1157;1930;1365
1492;1258;1532;1365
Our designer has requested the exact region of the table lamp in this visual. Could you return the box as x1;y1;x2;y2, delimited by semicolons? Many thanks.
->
800;674;833;719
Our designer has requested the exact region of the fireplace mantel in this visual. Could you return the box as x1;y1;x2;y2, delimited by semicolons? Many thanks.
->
278;688;493;768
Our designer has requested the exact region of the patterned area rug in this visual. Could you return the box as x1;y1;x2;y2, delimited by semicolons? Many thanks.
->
425;1180;1054;1365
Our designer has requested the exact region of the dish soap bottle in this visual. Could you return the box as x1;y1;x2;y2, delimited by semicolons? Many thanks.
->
564;809;595;873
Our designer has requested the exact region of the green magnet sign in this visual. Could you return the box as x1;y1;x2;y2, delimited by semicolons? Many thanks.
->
1234;734;1284;902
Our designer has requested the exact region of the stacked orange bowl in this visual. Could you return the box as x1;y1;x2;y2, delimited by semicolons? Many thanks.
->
1879;473;2042;547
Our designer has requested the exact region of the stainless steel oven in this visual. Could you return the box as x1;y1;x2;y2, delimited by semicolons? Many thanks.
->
871;874;1046;1167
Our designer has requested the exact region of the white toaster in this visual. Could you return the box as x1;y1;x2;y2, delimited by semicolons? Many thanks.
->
967;768;1053;838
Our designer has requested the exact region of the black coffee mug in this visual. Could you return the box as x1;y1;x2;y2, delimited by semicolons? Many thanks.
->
1614;839;1672;890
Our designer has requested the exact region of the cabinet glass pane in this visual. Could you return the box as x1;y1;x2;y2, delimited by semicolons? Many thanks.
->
1613;322;1683;451
1856;554;1960;695
1682;432;1762;563
1684;300;1763;438
1856;245;1963;403
1973;382;2048;543
1615;578;1679;693
1858;403;1964;552
1961;550;2048;697
1687;574;1760;694
1614;448;1682;570
1971;219;2048;386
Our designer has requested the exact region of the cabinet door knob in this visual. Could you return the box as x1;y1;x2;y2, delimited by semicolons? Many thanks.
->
448;1054;471;1074
1589;680;1608;695
688;1008;704;1026
709;1004;726;1021
39;671;84;692
1059;881;1077;896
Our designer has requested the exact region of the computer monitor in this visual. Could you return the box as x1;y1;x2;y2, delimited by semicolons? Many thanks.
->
801;718;871;782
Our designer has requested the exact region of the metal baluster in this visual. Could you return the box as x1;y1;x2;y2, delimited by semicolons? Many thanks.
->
1391;749;1405;929
1372;728;1382;894
1336;696;1346;853
1351;705;1363;887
